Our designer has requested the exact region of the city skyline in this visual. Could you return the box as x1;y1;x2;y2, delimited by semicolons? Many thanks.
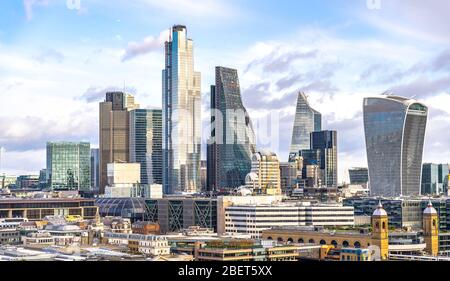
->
0;1;449;184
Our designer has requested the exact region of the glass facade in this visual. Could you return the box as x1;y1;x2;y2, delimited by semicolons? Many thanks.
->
162;25;201;194
290;92;322;154
207;66;256;191
349;167;369;185
129;109;163;185
422;163;450;195
299;130;337;187
90;148;99;191
363;96;427;197
46;142;91;191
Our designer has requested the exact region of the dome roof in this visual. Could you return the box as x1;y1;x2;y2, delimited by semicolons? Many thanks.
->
373;201;387;216
423;200;437;215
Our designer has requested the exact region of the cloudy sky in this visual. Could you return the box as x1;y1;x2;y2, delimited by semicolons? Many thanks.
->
0;0;449;183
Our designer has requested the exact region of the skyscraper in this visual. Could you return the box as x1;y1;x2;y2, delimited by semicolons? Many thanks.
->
299;130;337;187
363;95;428;197
245;151;281;195
99;91;139;194
348;167;369;185
162;25;202;194
207;66;256;191
290;92;322;154
46;141;91;191
129;109;163;185
421;163;449;195
90;148;99;192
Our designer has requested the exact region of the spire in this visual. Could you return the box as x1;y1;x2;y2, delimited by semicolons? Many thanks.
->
373;200;387;216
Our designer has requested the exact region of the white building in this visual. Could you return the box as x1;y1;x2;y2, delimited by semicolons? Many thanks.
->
225;202;354;238
105;163;142;197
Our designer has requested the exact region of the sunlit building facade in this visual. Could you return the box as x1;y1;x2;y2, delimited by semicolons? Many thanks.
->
129;109;163;185
46;142;91;191
363;95;428;197
162;25;202;194
207;66;256;191
290;92;322;154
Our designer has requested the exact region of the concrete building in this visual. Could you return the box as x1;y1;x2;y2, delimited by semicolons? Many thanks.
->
162;25;202;194
279;155;303;194
245;151;281;195
224;203;354;238
104;163;141;198
99;92;139;194
0;198;98;221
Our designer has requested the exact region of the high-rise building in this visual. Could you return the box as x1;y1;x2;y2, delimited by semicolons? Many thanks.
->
289;92;321;154
162;25;201;194
245;151;281;195
422;163;449;195
207;66;256;192
90;148;100;192
279;155;303;194
299;130;338;187
348;167;369;185
99;91;139;194
363;95;428;197
46;141;91;191
129;109;163;185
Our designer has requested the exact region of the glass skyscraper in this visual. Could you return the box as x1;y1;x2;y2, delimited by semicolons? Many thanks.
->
299;130;337;187
46;142;91;191
162;25;202;194
348;167;369;185
363;95;428;197
129;109;163;185
290;92;322;154
207;66;256;191
422;163;449;195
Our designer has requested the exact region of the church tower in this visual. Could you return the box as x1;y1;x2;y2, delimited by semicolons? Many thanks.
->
423;200;439;256
371;201;389;260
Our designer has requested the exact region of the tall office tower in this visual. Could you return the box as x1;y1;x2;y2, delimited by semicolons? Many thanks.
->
200;160;207;191
363;95;428;197
289;92;322;154
38;169;47;189
129;109;163;185
311;130;338;187
99;91;139;194
90;148;100;192
207;66;256;192
46;142;91;191
348;167;369;185
162;25;202;194
421;163;450;195
245;151;281;195
299;130;337;187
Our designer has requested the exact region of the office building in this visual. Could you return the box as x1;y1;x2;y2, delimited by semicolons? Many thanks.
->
422;163;449;195
90;149;99;192
99;91;139;194
0;198;98;221
225;203;354;238
363;95;428;197
15;175;39;189
290;92;322;154
129;109;163;185
300;130;337;187
162;25;202;194
200;160;207;191
279;155;303;194
207;66;256;191
349;167;369;185
46;142;91;191
104;163;142;198
245;151;281;195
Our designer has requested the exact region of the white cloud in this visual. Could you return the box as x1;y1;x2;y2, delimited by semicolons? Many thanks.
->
121;29;169;62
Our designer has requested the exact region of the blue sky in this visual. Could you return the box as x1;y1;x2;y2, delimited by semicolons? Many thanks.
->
0;0;449;183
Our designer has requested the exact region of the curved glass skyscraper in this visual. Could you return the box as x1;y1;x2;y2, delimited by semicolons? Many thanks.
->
290;92;322;154
363;95;428;197
207;66;256;191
